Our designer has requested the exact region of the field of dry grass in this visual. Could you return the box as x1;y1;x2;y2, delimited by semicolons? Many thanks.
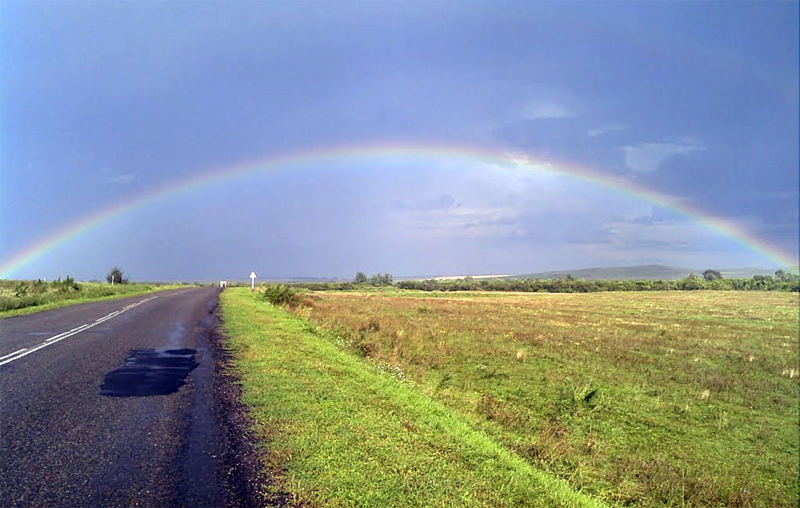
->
291;290;798;507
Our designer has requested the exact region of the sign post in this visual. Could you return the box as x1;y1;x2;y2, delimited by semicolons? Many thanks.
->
250;271;257;292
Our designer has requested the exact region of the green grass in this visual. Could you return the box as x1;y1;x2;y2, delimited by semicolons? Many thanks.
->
219;288;605;507
287;290;799;507
0;280;190;318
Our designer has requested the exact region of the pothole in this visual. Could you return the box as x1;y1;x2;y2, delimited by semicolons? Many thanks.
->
100;348;198;397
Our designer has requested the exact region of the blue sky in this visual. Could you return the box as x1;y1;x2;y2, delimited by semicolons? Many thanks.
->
1;1;797;281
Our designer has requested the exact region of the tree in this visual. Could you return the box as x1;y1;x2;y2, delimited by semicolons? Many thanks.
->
365;272;394;286
354;271;368;284
679;274;704;290
703;269;723;281
775;269;796;283
106;266;128;284
751;274;774;290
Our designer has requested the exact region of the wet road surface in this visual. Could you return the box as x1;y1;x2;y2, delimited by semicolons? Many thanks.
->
0;287;232;507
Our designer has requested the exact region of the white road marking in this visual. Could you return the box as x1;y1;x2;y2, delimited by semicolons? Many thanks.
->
163;288;194;298
45;323;91;342
93;311;121;325
0;349;28;362
0;295;159;368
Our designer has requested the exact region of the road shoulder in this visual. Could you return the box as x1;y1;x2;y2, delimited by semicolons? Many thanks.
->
208;300;291;507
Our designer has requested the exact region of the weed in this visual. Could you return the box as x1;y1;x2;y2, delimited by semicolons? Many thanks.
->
435;372;452;391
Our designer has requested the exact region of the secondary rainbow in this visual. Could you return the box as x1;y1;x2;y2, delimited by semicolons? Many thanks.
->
1;142;795;278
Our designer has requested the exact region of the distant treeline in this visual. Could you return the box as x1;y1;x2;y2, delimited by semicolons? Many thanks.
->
288;271;799;293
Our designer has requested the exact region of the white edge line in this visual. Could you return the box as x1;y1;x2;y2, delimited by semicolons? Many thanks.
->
0;295;161;368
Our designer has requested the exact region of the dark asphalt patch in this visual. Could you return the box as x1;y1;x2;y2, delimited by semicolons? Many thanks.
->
100;348;198;397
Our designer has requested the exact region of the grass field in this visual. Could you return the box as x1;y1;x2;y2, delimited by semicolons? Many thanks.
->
0;280;189;317
221;288;798;507
220;288;604;507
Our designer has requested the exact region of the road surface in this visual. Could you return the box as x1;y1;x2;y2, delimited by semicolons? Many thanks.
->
0;287;239;507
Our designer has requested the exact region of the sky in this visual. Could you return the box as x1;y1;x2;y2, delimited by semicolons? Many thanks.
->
1;1;797;281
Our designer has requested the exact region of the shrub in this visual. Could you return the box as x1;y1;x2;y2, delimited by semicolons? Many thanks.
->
0;295;41;312
353;321;380;357
13;281;28;298
54;276;81;293
262;284;299;307
32;279;48;294
106;266;129;284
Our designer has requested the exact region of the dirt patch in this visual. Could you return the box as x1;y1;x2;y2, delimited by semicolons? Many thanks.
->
208;304;292;508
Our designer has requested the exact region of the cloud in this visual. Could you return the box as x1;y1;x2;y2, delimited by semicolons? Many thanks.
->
389;203;520;240
110;173;135;184
522;100;573;121
623;139;703;173
587;124;626;138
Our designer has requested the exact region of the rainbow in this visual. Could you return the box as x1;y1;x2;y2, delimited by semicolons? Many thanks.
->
1;141;796;278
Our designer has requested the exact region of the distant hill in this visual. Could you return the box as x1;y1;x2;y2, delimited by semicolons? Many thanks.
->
507;265;784;281
508;265;697;281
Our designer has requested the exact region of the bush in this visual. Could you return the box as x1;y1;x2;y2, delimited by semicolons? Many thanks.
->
54;276;81;293
32;279;48;294
0;295;42;312
13;281;28;298
262;284;300;306
106;266;129;284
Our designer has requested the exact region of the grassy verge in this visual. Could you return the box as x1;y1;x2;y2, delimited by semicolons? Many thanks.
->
289;290;799;507
0;282;191;318
219;287;605;508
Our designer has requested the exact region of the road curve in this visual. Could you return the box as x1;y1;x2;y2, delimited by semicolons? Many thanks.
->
0;287;235;507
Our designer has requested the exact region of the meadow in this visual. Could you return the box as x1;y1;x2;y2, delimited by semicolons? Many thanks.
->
288;290;798;507
221;287;799;507
220;288;603;507
0;278;187;317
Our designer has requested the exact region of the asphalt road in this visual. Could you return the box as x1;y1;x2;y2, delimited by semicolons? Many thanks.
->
0;287;234;507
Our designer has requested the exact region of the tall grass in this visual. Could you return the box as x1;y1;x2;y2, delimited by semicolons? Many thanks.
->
0;279;187;317
291;290;799;507
220;288;605;507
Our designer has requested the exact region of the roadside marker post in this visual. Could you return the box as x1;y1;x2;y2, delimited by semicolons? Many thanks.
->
250;271;257;292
